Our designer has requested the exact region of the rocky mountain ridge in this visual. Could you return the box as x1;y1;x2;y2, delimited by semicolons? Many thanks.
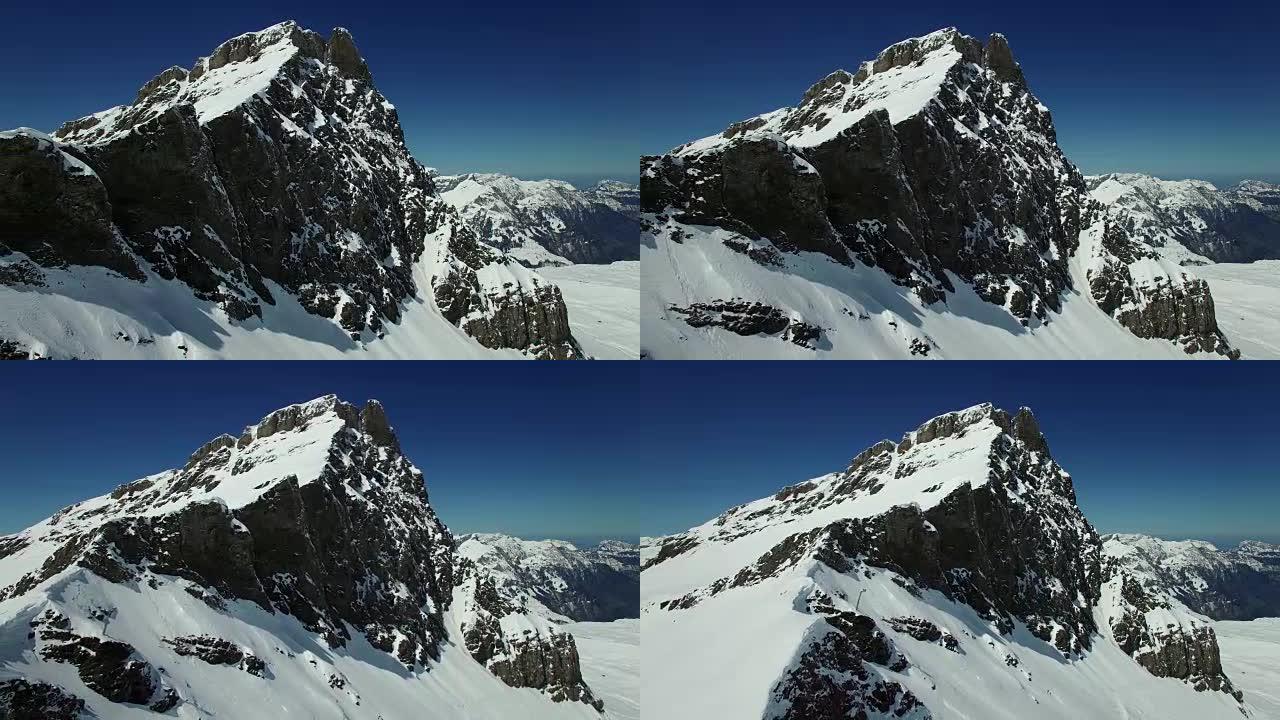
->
435;173;640;267
1103;533;1280;621
1087;174;1280;264
458;533;639;623
0;21;581;359
641;27;1238;358
0;395;605;718
641;403;1253;719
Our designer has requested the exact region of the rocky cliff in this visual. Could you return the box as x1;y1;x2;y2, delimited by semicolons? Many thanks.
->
641;28;1237;358
0;22;580;359
0;395;603;718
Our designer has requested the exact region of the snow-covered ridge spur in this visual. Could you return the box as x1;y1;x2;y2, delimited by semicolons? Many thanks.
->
642;403;1256;719
434;173;640;268
640;27;1240;359
0;395;610;719
0;21;583;359
457;533;639;623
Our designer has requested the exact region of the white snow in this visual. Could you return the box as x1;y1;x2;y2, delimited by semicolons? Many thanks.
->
539;261;639;360
1218;618;1280;719
565;620;638;720
1194;260;1280;359
640;221;1217;359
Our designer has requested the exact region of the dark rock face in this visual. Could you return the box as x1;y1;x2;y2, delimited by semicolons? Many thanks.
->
165;635;267;676
642;28;1237;356
671;299;822;348
457;561;603;710
0;678;87;720
80;399;456;667
1105;568;1241;698
32;611;178;711
0;132;140;279
2;22;579;357
768;623;926;720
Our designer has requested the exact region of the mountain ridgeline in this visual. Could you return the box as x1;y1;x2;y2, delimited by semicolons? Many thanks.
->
641;28;1244;358
0;396;608;719
458;534;640;623
435;174;641;267
641;404;1255;719
0;22;582;359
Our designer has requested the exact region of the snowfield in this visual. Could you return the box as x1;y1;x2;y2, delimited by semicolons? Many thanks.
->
566;620;639;720
1195;261;1280;359
539;262;639;360
1218;618;1280;719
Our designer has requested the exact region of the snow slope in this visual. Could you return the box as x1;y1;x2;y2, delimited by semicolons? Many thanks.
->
642;222;1212;359
1219;618;1280;719
565;620;639;720
539;261;639;360
641;404;1257;719
1194;260;1280;359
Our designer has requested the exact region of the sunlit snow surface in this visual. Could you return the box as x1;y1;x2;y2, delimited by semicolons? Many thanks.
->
539;262;639;360
1219;618;1280;719
565;620;638;720
641;222;1214;359
1195;260;1280;359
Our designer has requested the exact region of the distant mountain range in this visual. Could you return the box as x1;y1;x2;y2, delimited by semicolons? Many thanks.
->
434;173;639;267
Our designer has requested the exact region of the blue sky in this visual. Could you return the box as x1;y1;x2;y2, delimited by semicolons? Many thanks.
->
616;362;1277;545
0;0;645;185
1;363;1275;548
4;1;1274;185
0;363;649;542
633;0;1279;185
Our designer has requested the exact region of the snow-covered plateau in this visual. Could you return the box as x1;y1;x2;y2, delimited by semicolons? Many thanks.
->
0;22;636;360
0;395;634;719
641;403;1279;719
641;27;1280;359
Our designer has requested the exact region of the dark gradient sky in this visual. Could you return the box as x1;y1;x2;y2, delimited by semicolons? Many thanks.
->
633;0;1279;185
614;362;1277;545
1;363;1275;548
0;363;648;541
0;0;645;186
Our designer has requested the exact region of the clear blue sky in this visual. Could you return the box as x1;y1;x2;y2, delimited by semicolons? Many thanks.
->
2;363;1275;548
610;362;1275;546
0;0;645;186
0;363;649;542
634;0;1279;185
